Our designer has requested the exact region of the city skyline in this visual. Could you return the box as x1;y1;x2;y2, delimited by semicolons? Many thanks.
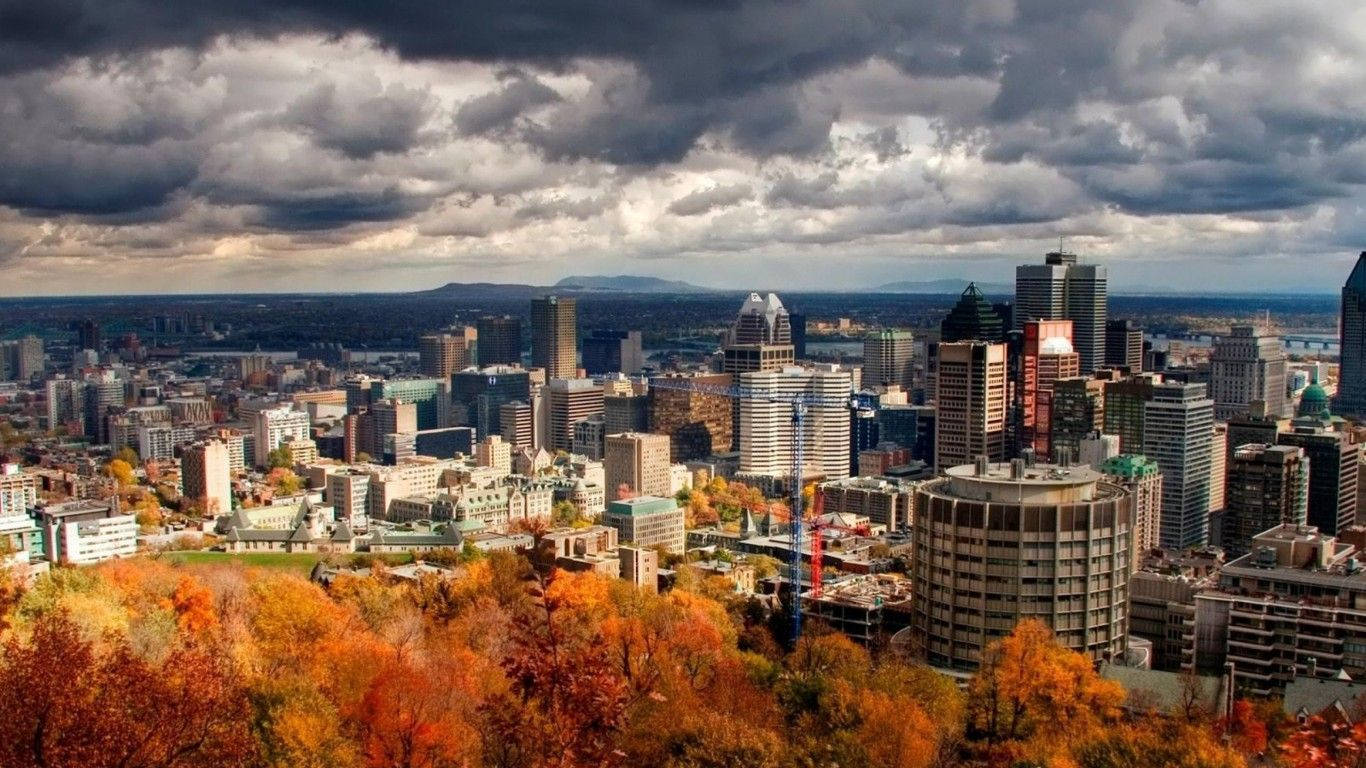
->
2;3;1366;294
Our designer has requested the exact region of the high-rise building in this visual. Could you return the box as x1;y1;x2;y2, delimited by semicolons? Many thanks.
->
0;463;38;519
1103;374;1159;453
1143;382;1214;548
875;404;935;463
531;296;578;379
452;366;531;438
1105;319;1144;372
604;393;649;435
1210;325;1289;420
1225;400;1283;459
1220;444;1308;557
862;330;915;391
181;440;232;517
476;315;522;366
370;378;450;431
1337;251;1366;417
911;460;1131;670
474;435;512;474
1210;423;1228;520
789;312;807;359
500;401;536;450
1050;377;1105;462
1100;454;1163;570
940;283;1006;343
0;336;43;382
738;367;852;482
581;330;644;375
545;378;604;453
1277;425;1360;536
722;292;794;374
648;373;733;461
253;406;311;467
418;333;471;379
75;318;103;352
934;342;1008;470
604;432;672;500
1021;320;1080;459
368;399;418;460
1015;251;1108;372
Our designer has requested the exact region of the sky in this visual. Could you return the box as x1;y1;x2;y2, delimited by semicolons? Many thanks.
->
0;0;1365;295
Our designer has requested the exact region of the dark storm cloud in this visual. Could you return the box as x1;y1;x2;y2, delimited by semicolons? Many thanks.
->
283;80;435;159
455;71;561;135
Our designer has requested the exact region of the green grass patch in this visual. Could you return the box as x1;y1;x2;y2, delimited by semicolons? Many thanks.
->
155;550;415;577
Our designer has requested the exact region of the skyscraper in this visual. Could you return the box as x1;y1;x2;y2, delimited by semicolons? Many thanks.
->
1015;251;1108;373
452;366;531;438
940;283;1005;343
862;330;914;391
1021;320;1079;459
1050;377;1105;462
1220;444;1308;557
181;440;233;516
1210;325;1289;420
1278;424;1360;536
581;330;645;375
722;292;795;374
545;378;604;452
476;315;522;366
911;460;1131;670
1105;319;1144;372
418;333;471;379
531;295;578;379
1338;251;1366;417
1143;382;1214;548
1099;454;1163;571
647;373;733;461
738;367;851;482
934;342;1008;470
604;432;672;500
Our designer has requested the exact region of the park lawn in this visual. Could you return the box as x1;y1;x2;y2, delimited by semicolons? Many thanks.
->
158;550;415;577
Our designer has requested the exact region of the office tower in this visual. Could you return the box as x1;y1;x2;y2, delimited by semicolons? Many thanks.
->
863;330;915;390
418;333;471;379
1278;425;1360;536
84;375;125;443
604;432;672;500
1015;251;1108;372
1100;455;1163;570
1210;325;1289;420
1105;319;1144;371
1021;320;1079;459
369;378;449;431
604;393;649;435
475;435;512;474
0;336;42;382
1225;400;1283;459
452;365;531;438
572;414;605;459
940;283;1005;343
1103;374;1158;453
368;399;418;460
603;496;686;554
934;342;1007;470
545;378;604;452
45;377;84;431
181;440;233;517
476;315;522;366
1143;382;1214;548
722;292;795;373
911;460;1131;670
500;401;535;449
1050;377;1105;462
75;318;102;352
875;404;936;463
253;406;311;467
648;373;733;461
531;296;577;379
1339;252;1366;416
42;500;137;565
582;330;644;375
738;367;852;482
789;312;807;358
1209;424;1227;520
1221;444;1308;557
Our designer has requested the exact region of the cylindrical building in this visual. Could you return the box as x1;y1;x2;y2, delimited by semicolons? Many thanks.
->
911;459;1131;671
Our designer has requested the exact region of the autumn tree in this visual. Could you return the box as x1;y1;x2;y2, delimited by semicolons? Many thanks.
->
267;467;302;495
106;457;134;486
1282;716;1366;768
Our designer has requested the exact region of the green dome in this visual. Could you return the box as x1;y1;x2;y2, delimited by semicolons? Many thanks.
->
1298;383;1330;417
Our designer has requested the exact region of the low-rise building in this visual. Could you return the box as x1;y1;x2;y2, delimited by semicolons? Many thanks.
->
40;499;137;565
603;495;686;554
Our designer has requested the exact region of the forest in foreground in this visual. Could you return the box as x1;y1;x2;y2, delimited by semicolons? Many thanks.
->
0;554;1360;768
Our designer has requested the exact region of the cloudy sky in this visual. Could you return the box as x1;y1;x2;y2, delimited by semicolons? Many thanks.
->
1;0;1364;295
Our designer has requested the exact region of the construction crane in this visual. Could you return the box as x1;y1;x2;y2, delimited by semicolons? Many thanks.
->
646;376;875;644
806;487;871;600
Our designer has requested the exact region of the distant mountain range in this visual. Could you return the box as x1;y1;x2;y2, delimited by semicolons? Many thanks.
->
552;275;711;293
873;278;1014;295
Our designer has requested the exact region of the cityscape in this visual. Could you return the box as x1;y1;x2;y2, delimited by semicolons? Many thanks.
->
2;4;1366;768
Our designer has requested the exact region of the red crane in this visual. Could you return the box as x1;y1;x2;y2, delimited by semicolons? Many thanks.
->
807;487;870;599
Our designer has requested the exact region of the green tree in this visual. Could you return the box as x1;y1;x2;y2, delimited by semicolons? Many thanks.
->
267;445;293;469
113;445;139;467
